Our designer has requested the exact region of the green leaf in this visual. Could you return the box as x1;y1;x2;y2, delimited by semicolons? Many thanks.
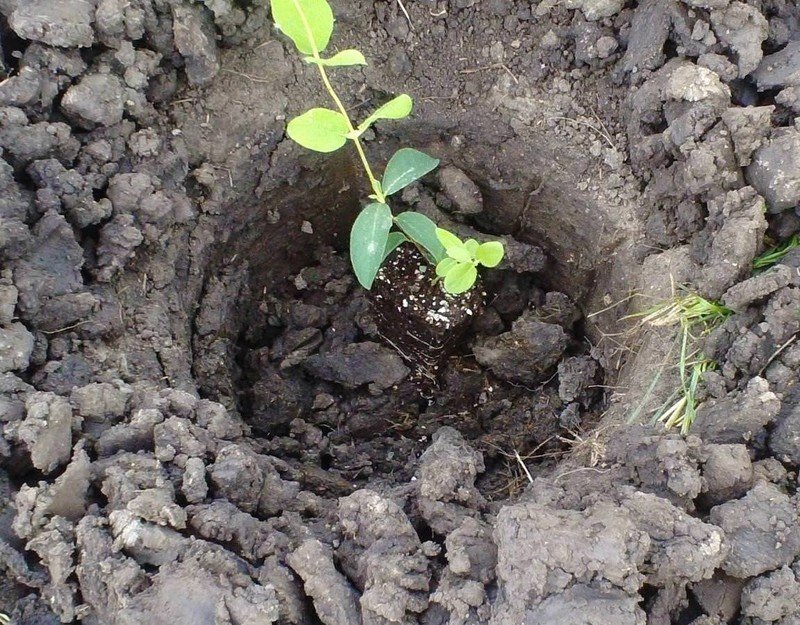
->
287;108;350;153
445;245;473;263
382;148;440;196
436;258;458;277
465;239;479;256
271;0;334;55
395;211;446;263
476;241;504;267
383;232;407;261
443;262;477;294
435;228;463;250
305;49;367;66
350;202;393;289
359;94;413;131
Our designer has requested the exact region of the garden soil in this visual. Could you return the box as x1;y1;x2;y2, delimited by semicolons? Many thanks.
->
1;0;800;623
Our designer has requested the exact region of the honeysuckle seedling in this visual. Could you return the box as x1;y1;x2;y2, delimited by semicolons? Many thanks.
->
435;229;504;294
271;0;504;294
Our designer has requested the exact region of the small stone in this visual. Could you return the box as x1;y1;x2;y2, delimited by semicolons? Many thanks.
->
741;566;800;621
769;403;800;466
181;457;208;504
566;0;625;21
0;282;18;325
691;574;745;622
304;342;409;390
721;105;774;167
710;2;769;78
666;64;731;103
682;0;731;8
722;264;794;312
700;444;753;505
438;166;483;215
172;4;220;86
747;128;800;212
70;382;132;420
710;482;800;578
776;86;800;115
312;393;335;410
14;393;73;474
0;66;42;107
540;30;561;50
474;311;568;385
595;36;618;59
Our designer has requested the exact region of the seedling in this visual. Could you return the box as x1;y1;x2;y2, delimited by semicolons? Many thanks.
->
271;0;504;294
753;234;800;271
435;229;504;294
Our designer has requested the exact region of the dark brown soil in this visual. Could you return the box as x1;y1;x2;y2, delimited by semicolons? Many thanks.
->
2;0;800;623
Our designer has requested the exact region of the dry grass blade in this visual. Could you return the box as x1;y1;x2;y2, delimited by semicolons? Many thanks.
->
626;292;731;331
586;293;638;319
758;332;799;376
558;426;608;467
656;359;714;434
514;449;534;484
396;0;414;29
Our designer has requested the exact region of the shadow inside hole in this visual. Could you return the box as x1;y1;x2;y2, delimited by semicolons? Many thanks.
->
194;133;625;384
232;145;616;316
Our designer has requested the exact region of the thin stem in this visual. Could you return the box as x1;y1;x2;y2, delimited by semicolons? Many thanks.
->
290;0;385;203
316;67;384;202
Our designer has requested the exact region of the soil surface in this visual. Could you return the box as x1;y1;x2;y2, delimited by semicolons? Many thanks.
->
1;0;800;623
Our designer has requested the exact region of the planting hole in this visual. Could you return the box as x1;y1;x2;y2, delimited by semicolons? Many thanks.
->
192;125;630;499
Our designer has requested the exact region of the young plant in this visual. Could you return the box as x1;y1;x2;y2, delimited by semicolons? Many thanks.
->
271;0;504;294
435;229;504;294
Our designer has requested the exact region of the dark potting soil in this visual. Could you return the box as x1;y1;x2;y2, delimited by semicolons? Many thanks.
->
371;245;485;384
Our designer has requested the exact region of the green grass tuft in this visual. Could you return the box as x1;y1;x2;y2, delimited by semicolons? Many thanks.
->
753;234;800;271
626;289;731;434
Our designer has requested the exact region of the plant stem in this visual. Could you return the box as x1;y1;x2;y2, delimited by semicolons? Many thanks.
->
316;68;385;202
290;0;386;203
